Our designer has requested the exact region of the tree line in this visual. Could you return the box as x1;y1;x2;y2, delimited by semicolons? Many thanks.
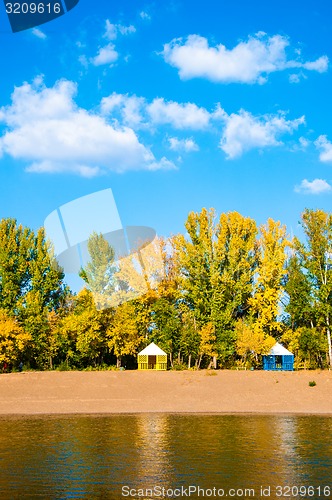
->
0;208;331;371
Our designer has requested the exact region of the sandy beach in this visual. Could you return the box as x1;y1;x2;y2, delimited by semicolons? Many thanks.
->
0;370;331;416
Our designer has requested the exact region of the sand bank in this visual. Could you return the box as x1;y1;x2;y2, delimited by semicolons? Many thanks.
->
0;370;331;416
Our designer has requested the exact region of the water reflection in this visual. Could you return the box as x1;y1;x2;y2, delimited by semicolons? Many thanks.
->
0;415;331;499
135;414;172;487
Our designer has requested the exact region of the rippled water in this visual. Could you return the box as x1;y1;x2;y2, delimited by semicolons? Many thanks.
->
0;414;331;499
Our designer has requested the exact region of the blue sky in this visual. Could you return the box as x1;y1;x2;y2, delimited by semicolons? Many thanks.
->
0;0;332;243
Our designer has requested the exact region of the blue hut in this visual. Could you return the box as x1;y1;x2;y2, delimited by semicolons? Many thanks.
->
263;342;294;371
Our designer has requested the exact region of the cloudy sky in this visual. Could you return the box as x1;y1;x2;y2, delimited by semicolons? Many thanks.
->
0;0;331;240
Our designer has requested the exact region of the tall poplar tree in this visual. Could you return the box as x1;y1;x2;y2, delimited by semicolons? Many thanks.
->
284;254;314;329
80;232;116;310
292;209;332;367
107;301;145;368
249;218;288;347
212;211;258;360
0;218;68;367
176;209;257;365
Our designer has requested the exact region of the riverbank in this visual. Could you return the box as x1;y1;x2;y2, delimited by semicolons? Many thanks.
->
0;370;331;415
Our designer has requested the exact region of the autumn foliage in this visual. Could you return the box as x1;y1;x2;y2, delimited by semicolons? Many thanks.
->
0;208;331;371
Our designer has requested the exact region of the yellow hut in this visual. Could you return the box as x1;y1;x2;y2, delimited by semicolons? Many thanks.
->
138;342;167;370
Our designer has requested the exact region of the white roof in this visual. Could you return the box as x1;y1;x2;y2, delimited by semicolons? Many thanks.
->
138;342;167;356
269;342;293;356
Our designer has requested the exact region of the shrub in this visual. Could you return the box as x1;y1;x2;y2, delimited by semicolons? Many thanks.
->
55;362;71;371
171;362;187;371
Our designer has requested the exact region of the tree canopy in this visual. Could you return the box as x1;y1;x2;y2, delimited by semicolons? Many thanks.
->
1;209;331;371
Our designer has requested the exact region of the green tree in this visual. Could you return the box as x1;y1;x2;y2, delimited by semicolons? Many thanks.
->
149;297;182;366
284;253;314;329
175;209;257;366
176;208;215;327
0;219;34;311
0;219;68;368
80;232;116;310
212;211;258;362
179;307;200;368
282;326;326;369
292;209;332;367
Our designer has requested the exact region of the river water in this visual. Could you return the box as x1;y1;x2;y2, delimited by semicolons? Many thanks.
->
0;414;331;499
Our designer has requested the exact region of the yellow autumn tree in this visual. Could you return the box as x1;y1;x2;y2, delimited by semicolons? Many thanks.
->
235;319;275;367
0;310;31;366
249;219;289;341
106;301;145;368
197;322;217;369
59;289;107;367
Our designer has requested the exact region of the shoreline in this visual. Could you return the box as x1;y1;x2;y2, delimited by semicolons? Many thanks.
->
0;370;331;416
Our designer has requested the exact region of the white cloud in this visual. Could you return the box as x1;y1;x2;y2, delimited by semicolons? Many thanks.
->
301;57;328;72
295;179;332;194
92;43;118;66
118;24;136;36
140;11;151;20
162;33;328;84
291;136;310;152
0;79;174;176
289;73;301;84
78;55;88;68
104;19;136;40
147;98;210;129
168;137;199;152
101;93;125;113
218;108;305;158
104;20;118;40
90;20;136;67
148;157;176;170
299;137;310;149
100;92;306;159
315;135;332;162
101;93;210;130
32;28;47;40
101;93;146;128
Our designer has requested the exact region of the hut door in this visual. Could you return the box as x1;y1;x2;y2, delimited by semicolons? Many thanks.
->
275;355;282;369
148;355;156;369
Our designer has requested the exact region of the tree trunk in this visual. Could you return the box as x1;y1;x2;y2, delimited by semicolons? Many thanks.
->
188;354;191;369
169;352;173;368
178;351;181;364
197;354;202;369
117;356;122;369
49;356;53;370
213;356;217;369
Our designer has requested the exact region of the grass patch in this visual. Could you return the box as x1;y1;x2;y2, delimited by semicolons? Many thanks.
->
308;380;317;387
